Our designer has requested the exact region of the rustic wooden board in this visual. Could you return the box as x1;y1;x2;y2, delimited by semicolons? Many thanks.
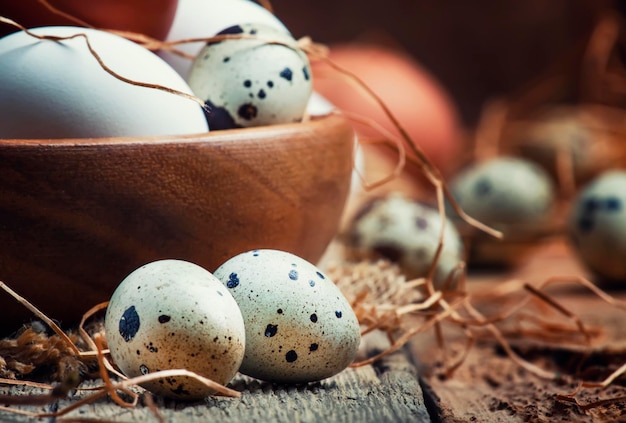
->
5;238;624;422
0;345;430;422
413;238;626;423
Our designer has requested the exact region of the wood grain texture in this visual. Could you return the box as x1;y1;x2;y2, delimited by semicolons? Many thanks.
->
0;348;430;422
414;239;626;422
0;115;354;332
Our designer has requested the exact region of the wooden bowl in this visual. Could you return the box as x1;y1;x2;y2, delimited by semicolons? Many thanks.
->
0;114;354;332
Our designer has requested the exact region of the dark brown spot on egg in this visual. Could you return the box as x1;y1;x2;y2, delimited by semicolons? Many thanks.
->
238;103;258;120
119;306;140;342
171;384;190;396
474;178;492;197
279;67;293;81
265;324;278;337
226;272;240;289
416;216;428;230
373;244;403;262
217;25;244;35
286;350;298;362
606;197;622;212
203;100;240;130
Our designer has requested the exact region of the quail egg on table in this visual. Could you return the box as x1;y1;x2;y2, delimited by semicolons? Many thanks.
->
346;193;464;291
105;259;245;400
449;156;555;226
187;23;312;129
213;249;361;384
568;170;626;282
448;156;556;265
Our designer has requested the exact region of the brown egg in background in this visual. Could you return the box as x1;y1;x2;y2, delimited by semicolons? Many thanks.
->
0;0;179;40
312;42;465;223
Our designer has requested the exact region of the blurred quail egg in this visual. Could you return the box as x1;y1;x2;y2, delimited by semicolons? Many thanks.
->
569;170;626;281
105;259;245;400
213;249;360;384
449;156;555;227
0;26;208;139
187;23;312;129
448;156;556;265
347;193;464;290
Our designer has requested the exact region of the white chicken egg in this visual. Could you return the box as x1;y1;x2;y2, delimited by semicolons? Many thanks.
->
449;156;555;226
159;0;289;79
213;249;360;384
0;26;208;139
187;23;312;129
347;193;464;290
568;170;626;281
306;91;335;117
104;259;245;400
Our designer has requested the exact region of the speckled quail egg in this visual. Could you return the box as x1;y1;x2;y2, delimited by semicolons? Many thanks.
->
347;193;464;290
447;156;557;266
105;259;245;400
213;249;360;384
159;0;290;79
449;156;555;227
187;23;312;129
568;170;626;281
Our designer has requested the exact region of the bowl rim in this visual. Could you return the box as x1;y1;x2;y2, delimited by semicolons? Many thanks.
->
0;112;343;147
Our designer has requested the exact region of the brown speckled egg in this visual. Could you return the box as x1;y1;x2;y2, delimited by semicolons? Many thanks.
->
104;259;245;400
213;249;360;384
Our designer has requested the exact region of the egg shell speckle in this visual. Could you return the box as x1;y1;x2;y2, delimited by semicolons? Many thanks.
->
0;26;208;139
104;259;245;400
159;0;290;79
449;156;555;226
187;23;312;129
348;193;464;290
568;170;626;281
213;249;360;384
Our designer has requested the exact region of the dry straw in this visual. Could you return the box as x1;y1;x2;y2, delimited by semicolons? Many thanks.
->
2;0;626;417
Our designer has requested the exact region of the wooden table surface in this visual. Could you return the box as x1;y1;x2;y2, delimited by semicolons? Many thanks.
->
2;237;625;422
0;338;429;422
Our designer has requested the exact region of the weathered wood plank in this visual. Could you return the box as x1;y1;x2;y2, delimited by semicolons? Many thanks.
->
0;346;430;422
414;239;626;423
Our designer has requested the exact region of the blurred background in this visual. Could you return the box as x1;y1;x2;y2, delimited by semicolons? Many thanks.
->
272;0;610;126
